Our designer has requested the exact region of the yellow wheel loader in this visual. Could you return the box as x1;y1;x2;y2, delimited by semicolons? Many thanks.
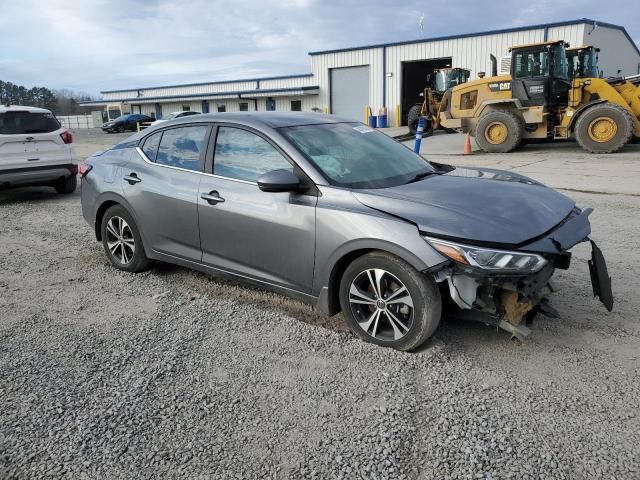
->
440;40;640;153
407;68;470;136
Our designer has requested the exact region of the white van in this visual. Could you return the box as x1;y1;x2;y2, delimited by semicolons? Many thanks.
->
0;106;77;193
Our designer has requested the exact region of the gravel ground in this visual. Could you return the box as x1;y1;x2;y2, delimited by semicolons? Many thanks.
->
0;131;639;479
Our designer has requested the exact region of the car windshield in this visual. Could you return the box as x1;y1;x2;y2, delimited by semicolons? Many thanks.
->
112;115;126;122
281;123;434;189
0;111;61;134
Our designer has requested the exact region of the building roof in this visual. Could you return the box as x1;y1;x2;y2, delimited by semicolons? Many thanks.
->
100;73;314;95
308;18;640;57
82;86;320;106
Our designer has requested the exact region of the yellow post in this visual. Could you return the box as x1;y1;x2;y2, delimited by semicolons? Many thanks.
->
396;104;401;128
136;122;140;133
364;106;368;124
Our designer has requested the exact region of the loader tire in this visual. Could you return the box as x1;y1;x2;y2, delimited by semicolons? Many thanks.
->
574;103;634;153
408;105;433;137
475;110;523;153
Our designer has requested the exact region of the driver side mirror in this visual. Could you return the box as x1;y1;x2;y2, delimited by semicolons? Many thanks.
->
257;169;301;193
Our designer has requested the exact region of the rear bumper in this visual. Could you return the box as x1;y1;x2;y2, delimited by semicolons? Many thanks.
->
0;164;77;189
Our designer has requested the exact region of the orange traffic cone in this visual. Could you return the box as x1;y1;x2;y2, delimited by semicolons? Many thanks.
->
463;133;472;155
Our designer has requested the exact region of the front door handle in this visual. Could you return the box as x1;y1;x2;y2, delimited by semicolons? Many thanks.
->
201;190;225;204
124;173;141;184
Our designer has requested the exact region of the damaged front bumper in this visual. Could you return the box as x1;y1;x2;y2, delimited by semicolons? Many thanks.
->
429;208;613;340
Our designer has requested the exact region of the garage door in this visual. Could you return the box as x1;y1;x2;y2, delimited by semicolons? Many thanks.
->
330;66;370;122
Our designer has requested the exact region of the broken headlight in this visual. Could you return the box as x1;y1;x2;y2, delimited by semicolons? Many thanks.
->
425;237;547;273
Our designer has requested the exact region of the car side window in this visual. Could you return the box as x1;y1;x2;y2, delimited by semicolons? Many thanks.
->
155;125;208;171
141;131;162;161
213;127;293;182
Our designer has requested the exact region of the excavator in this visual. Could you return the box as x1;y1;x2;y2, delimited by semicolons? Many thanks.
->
406;67;470;136
439;40;640;153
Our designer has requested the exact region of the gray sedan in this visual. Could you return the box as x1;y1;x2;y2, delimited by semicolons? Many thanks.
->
80;113;612;350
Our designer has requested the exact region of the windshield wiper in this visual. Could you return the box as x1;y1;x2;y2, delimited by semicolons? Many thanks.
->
405;171;440;184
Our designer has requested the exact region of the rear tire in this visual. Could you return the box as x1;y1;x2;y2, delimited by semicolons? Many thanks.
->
339;252;442;351
407;105;433;137
475;110;523;153
574;103;633;154
54;174;77;194
101;205;151;273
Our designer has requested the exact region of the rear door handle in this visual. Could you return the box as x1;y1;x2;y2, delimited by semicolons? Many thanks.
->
201;191;225;204
124;173;141;184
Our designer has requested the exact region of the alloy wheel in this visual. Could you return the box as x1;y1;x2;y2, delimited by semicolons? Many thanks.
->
105;216;135;265
348;269;415;341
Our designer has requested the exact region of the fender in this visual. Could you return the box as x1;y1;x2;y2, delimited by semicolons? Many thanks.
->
91;191;152;256
477;99;522;116
314;237;447;316
567;99;607;132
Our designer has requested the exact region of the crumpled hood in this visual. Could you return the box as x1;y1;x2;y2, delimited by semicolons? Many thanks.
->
353;167;576;246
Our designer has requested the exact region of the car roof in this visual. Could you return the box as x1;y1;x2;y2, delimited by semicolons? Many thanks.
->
177;112;355;128
118;112;358;146
0;105;53;114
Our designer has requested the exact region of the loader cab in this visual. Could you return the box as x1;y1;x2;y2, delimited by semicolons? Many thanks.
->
428;68;471;94
510;40;571;107
567;46;600;79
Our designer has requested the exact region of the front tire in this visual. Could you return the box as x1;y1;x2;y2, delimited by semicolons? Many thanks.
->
54;174;77;194
574;103;633;153
117;125;125;133
101;205;151;273
475;109;523;153
339;252;442;351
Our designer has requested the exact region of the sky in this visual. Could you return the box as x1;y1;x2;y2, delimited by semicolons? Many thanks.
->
0;0;638;96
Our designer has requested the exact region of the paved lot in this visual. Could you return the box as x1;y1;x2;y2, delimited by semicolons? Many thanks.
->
1;129;639;479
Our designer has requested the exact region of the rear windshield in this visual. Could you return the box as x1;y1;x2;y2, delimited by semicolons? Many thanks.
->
0;112;61;134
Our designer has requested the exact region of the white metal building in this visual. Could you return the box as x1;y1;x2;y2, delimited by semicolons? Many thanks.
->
84;18;640;127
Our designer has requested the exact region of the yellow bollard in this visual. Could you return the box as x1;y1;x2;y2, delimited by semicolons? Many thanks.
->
396;104;401;128
136;122;140;133
364;106;369;124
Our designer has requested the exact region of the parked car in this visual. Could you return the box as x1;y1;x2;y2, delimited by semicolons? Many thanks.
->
150;111;201;126
102;114;154;133
0;105;77;193
80;113;612;350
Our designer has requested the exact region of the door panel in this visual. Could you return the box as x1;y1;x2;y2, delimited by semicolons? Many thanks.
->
198;177;316;291
123;150;202;261
198;125;317;292
122;125;211;262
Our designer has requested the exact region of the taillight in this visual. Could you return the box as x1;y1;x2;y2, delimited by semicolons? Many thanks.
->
78;163;92;178
60;131;73;144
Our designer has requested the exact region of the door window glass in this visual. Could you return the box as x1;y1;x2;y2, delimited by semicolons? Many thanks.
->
141;131;162;161
513;50;549;78
156;126;208;171
213;127;292;182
